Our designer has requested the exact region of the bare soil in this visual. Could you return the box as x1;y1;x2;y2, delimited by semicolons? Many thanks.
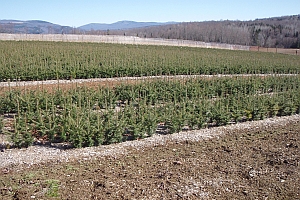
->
0;79;139;95
0;119;299;199
0;74;297;94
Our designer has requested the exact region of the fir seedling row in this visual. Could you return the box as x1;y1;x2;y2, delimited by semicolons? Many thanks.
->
0;41;300;81
1;75;300;148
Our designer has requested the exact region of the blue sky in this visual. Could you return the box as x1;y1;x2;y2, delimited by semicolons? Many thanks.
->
1;0;299;27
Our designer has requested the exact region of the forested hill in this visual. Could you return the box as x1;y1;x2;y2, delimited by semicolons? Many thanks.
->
1;15;299;48
103;15;300;48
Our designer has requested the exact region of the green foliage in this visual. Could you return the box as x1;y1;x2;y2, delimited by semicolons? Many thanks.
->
0;41;299;81
46;179;60;197
0;66;299;148
11;116;34;148
0;116;3;133
142;112;158;137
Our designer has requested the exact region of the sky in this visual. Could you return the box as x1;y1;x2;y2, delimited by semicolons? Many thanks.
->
1;0;299;27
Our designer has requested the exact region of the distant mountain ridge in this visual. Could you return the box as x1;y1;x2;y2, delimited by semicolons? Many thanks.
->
0;20;178;34
78;21;178;31
0;20;74;34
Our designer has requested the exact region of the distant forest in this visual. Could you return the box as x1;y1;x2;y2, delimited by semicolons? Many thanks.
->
1;15;299;48
89;15;300;48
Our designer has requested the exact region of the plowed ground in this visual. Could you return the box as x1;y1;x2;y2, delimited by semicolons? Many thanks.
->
0;79;138;95
0;119;299;199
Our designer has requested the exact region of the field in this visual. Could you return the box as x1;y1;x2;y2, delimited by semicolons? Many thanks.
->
0;40;300;199
1;40;300;82
1;116;299;199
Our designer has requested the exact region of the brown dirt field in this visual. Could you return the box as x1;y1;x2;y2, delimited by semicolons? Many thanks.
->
0;77;198;95
0;74;296;94
1;120;299;199
0;76;189;94
0;79;140;94
249;46;300;56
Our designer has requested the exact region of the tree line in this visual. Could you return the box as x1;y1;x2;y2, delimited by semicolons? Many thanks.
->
89;15;300;48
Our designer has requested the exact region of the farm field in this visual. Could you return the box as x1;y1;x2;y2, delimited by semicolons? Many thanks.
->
0;40;299;147
0;74;299;147
0;40;299;199
1;40;300;82
0;115;299;199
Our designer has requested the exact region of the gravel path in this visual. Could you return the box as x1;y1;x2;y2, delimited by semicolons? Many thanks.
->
0;74;298;87
1;114;299;172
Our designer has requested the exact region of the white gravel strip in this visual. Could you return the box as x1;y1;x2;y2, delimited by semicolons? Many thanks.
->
1;114;299;171
0;74;298;87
